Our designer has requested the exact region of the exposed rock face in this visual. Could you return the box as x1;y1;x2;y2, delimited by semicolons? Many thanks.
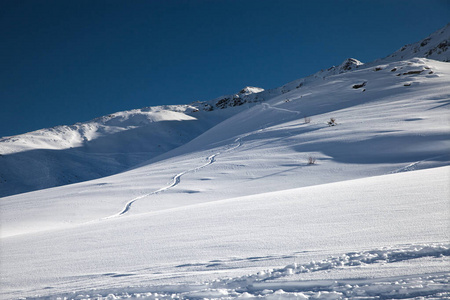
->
339;58;363;72
198;86;266;110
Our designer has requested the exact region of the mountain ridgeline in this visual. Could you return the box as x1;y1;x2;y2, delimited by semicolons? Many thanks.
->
0;23;449;198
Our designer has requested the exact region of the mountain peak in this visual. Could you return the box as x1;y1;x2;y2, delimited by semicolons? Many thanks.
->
312;58;364;79
336;58;364;72
238;86;265;95
193;86;265;111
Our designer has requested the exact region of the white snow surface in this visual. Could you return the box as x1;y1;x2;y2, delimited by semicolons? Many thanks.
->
1;27;450;299
1;167;449;299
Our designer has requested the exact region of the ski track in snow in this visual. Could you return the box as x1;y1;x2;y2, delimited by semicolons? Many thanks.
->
390;154;449;174
106;102;298;219
262;103;300;115
104;138;243;219
38;243;450;300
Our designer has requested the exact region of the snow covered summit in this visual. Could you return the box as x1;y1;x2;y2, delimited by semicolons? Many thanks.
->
238;86;265;95
318;58;364;76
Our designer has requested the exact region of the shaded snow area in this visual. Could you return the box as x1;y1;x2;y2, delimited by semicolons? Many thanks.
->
1;25;449;299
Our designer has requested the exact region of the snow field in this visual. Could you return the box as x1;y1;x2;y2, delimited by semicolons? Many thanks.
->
1;166;449;299
23;244;450;299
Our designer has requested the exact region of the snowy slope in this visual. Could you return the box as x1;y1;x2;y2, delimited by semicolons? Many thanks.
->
1;167;449;299
2;57;448;238
0;25;449;299
0;102;252;197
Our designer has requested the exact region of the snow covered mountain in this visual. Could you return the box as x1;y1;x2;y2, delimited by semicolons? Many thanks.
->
382;23;449;62
0;87;273;197
0;24;449;299
1;25;448;198
0;104;238;197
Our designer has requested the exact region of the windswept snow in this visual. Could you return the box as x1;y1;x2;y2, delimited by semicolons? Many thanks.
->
0;25;449;300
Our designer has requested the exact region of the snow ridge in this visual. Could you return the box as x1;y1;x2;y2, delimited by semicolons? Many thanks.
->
382;23;450;62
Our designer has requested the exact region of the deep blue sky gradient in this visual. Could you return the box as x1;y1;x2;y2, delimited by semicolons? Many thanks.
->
1;0;449;137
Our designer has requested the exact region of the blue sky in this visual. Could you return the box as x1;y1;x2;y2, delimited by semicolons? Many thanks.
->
1;0;449;137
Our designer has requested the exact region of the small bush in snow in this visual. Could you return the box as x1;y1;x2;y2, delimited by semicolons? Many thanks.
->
327;118;337;126
307;156;316;165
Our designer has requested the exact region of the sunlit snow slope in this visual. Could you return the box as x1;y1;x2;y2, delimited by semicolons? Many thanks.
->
0;24;449;300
